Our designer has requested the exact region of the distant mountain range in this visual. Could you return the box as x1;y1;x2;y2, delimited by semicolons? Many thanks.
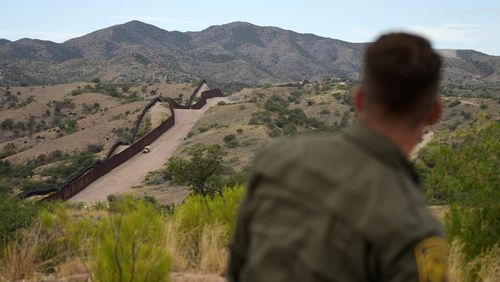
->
1;20;499;87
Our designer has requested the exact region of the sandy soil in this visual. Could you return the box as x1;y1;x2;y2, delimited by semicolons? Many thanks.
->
459;100;480;106
69;97;227;204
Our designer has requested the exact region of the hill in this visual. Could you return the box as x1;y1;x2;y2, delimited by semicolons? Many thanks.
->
128;80;500;204
1;21;500;93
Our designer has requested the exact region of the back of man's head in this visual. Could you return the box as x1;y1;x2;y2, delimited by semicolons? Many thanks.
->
362;33;442;125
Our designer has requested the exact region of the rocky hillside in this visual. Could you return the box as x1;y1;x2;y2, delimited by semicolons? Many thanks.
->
1;21;500;90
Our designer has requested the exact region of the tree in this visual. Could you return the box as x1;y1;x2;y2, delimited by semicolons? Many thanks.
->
164;144;227;196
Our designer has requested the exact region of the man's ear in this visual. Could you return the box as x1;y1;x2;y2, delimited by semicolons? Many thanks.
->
354;86;364;114
425;99;442;125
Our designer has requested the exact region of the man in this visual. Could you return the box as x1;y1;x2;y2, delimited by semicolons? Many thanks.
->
229;33;448;282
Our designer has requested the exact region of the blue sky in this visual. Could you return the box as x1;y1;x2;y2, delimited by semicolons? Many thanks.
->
1;0;499;55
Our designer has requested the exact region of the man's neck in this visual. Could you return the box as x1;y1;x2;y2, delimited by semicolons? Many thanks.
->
359;117;424;159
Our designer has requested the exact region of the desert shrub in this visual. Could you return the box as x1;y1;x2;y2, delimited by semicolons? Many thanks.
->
64;120;78;134
0;118;14;130
249;111;271;126
320;83;332;91
42;152;95;180
82;103;100;114
223;134;239;148
40;197;171;281
480;103;487;109
264;94;289;113
92;198;170;281
448;99;461;107
236;128;243;134
282;123;297;136
320;109;330;115
269;128;282;138
49;150;63;159
3;143;15;151
224;171;249;188
174;185;244;237
20;179;54;192
0;161;34;179
217;101;227;106
248;117;258;125
1;143;16;158
86;144;104;153
0;193;39;249
460;110;471;120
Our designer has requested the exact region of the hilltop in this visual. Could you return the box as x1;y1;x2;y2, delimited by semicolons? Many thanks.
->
1;21;500;93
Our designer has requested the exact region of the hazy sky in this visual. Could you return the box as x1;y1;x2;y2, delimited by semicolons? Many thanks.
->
1;0;499;55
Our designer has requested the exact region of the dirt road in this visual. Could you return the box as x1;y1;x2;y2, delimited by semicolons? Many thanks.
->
411;130;434;159
69;97;226;204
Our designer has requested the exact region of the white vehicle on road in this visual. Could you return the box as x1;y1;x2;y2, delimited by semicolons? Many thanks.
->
142;146;151;153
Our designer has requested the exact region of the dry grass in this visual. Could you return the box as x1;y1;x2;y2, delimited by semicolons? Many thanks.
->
165;221;228;274
1;200;496;281
199;225;229;274
449;240;500;282
165;220;190;272
55;258;89;278
0;230;43;281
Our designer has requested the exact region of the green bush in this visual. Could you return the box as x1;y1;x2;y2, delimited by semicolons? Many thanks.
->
264;94;289;113
269;128;282;138
417;122;499;277
0;193;39;248
41;197;171;282
20;179;54;192
223;134;239;148
0;118;14;130
87;144;104;153
448;99;461;107
173;185;245;244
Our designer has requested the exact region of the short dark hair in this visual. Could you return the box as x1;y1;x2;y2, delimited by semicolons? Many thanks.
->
362;33;442;124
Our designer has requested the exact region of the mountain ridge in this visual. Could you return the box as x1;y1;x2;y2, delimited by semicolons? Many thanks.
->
0;20;499;87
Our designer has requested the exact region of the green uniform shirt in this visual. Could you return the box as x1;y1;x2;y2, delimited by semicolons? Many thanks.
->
229;121;448;282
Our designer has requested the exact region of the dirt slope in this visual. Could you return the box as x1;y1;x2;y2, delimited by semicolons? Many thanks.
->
69;97;226;204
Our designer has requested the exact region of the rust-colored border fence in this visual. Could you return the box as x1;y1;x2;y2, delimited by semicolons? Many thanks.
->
20;85;223;201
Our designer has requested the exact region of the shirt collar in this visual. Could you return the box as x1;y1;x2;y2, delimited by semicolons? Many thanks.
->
344;120;421;184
